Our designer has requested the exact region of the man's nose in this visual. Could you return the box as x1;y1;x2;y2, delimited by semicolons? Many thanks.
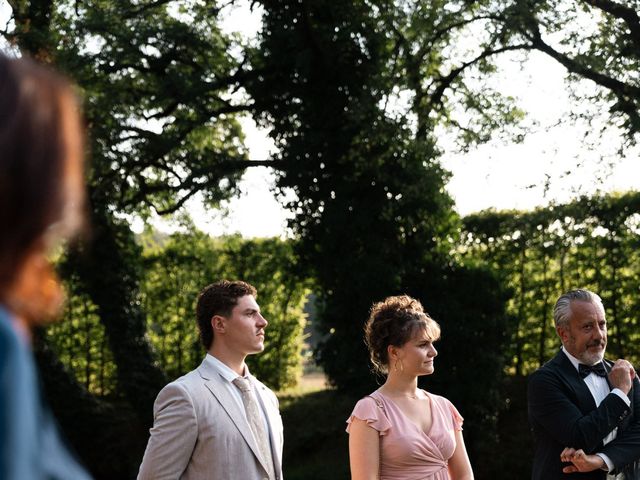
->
257;313;268;327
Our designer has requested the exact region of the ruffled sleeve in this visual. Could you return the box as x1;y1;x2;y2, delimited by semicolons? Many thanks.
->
346;396;391;435
444;397;464;431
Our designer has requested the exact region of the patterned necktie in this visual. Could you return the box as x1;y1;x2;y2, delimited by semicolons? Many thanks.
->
233;376;276;480
578;362;607;379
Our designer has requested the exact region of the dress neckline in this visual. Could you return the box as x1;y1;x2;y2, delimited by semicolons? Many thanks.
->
376;389;434;436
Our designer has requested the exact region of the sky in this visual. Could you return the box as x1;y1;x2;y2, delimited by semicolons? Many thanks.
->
2;1;637;237
184;3;638;237
440;51;639;217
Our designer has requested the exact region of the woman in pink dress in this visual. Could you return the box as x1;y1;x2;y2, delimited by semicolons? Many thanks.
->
347;295;474;480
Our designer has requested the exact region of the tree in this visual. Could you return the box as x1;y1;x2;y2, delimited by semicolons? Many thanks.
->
390;0;640;141
250;3;510;475
506;0;640;139
2;0;268;427
250;0;459;391
462;191;640;374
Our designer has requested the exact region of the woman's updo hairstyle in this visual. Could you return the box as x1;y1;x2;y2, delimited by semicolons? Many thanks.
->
364;294;440;374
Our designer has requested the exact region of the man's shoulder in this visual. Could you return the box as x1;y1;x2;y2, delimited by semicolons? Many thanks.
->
528;352;569;392
158;366;206;396
176;367;202;383
531;351;565;375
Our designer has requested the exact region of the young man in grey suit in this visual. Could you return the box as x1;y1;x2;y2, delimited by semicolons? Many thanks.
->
138;280;283;480
528;289;640;479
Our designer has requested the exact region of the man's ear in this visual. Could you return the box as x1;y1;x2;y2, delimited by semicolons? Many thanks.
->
212;315;226;334
557;325;569;343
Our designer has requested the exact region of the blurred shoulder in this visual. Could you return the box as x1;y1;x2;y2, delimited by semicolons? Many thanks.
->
0;307;31;368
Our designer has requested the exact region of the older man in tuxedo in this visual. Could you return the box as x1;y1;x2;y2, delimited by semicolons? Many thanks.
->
138;280;283;480
528;289;640;479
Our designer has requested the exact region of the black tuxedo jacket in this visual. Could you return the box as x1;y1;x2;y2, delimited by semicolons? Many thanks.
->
528;350;640;480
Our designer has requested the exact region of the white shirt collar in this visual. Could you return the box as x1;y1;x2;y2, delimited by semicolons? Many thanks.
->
561;346;582;371
205;353;249;382
561;345;603;370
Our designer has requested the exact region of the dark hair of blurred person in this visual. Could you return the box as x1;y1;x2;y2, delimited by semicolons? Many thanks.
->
0;53;92;479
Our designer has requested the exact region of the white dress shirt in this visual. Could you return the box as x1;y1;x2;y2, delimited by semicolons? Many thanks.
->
205;354;270;434
561;347;630;472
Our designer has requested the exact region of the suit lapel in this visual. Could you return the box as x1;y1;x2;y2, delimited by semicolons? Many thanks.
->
252;375;282;477
196;360;267;473
551;350;598;414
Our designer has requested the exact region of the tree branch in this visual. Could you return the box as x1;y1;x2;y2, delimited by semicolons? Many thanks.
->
153;186;203;215
414;43;533;138
529;33;640;98
122;158;282;211
124;0;177;18
415;14;506;64
580;0;640;53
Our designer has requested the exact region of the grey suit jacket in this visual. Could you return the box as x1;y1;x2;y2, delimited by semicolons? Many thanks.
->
137;358;283;480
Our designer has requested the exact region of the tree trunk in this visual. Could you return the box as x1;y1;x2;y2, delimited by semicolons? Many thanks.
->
70;203;167;429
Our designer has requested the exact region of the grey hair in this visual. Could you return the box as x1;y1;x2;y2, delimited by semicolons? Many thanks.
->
553;289;604;328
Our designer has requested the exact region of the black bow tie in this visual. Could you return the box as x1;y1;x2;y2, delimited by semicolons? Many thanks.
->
578;362;607;379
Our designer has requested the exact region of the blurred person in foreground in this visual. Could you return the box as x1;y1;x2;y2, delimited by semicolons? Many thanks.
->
528;289;640;479
0;54;92;479
346;295;474;480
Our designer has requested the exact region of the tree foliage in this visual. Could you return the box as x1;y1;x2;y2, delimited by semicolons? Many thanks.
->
2;0;267;428
141;229;310;390
249;4;511;475
50;231;309;394
505;0;640;139
462;191;640;374
251;0;460;390
4;0;261;214
376;0;640;142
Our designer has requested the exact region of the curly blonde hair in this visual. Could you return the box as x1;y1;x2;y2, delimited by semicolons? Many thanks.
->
364;294;440;374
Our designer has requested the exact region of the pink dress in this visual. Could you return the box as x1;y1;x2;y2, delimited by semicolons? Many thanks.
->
346;389;463;480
